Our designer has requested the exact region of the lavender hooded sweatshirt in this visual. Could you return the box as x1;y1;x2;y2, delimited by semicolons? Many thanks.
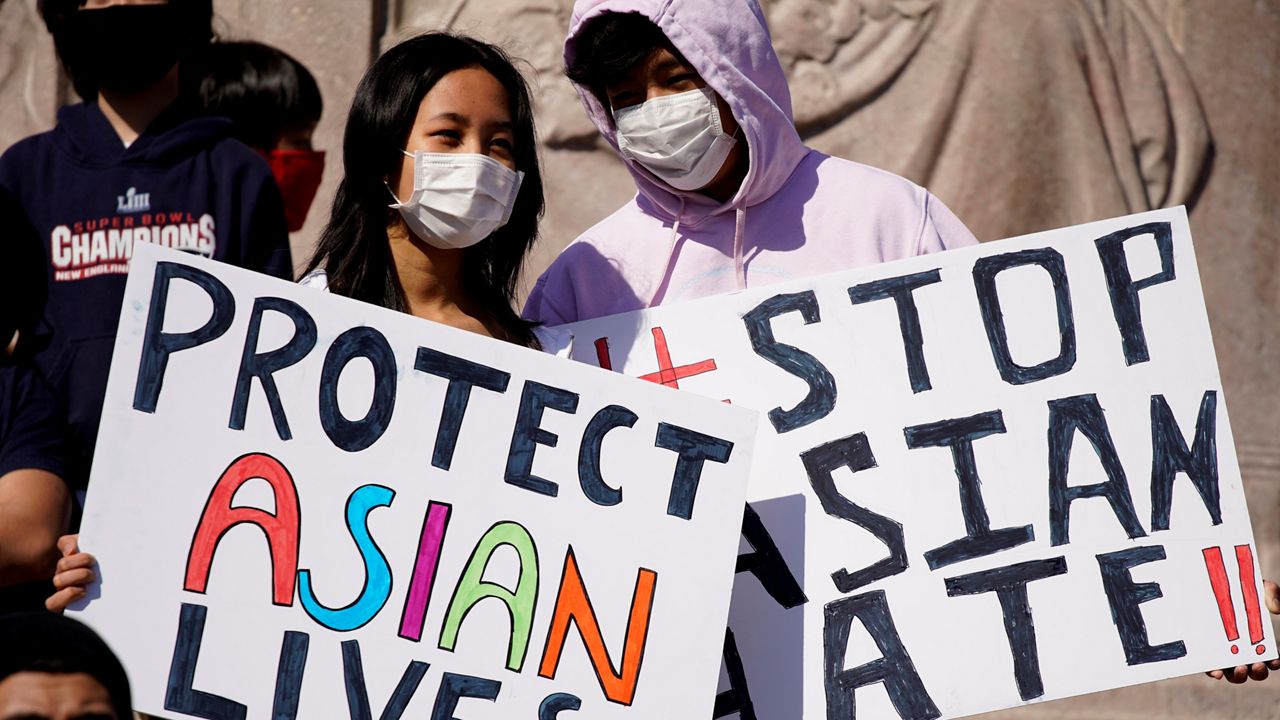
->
524;0;977;326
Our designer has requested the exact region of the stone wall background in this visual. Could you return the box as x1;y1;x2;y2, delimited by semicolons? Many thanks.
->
2;0;1278;717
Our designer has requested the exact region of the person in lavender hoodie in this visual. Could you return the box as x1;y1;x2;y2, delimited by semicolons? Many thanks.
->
527;0;1280;688
523;0;977;325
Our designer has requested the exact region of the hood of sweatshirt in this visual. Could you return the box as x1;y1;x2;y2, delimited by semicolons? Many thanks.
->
524;0;974;326
565;0;809;225
50;101;234;169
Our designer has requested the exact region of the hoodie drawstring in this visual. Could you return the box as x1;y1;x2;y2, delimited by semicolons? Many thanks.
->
733;205;747;290
649;196;687;307
650;199;745;305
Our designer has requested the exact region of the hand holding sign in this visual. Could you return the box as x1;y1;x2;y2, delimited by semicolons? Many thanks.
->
46;534;93;613
1206;580;1280;683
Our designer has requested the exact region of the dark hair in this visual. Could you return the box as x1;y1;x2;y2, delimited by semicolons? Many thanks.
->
565;12;673;105
306;33;544;348
39;0;215;101
0;612;133;719
199;41;323;150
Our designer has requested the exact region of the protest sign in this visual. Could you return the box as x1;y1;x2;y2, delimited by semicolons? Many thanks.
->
559;207;1276;719
71;243;758;719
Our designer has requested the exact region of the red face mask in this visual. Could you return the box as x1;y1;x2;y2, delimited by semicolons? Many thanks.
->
263;149;325;232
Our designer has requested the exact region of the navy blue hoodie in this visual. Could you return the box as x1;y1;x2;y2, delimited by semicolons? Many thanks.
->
0;101;292;487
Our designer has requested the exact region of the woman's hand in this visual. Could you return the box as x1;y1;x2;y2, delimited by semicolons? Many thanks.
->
1206;580;1280;683
45;534;96;613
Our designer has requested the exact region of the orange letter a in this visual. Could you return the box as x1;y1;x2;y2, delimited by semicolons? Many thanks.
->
538;546;657;706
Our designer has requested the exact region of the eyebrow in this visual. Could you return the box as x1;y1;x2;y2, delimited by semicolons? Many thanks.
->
651;56;692;74
428;112;471;125
427;113;514;131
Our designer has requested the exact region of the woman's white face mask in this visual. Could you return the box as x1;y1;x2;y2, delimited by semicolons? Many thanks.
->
613;86;737;192
388;151;524;250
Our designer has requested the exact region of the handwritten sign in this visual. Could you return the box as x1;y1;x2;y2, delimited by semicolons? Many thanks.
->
560;208;1276;719
71;243;758;719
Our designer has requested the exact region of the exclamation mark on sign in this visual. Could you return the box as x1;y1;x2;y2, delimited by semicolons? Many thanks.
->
1235;545;1266;656
1202;545;1267;656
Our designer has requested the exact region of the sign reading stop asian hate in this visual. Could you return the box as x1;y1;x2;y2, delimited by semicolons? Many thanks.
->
560;207;1276;719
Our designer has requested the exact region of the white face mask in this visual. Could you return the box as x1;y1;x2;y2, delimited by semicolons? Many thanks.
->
613;86;738;192
388;151;524;250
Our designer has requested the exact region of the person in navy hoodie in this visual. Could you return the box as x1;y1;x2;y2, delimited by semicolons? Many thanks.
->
1;0;293;490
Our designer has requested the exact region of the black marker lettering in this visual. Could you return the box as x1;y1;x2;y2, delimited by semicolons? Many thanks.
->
135;262;235;413
341;639;430;720
824;591;939;720
319;327;398;452
973;248;1076;385
415;348;510;471
539;693;582;719
505;381;579;497
904;411;1033;569
1150;391;1221;531
802;433;908;592
165;603;247;719
432;672;501;720
848;269;942;393
742;291;836;433
655;423;734;520
229;297;316;441
1047;394;1147;546
578;404;639;507
271;631;309;720
944;557;1069;700
1097;545;1187;665
1095;222;1175;365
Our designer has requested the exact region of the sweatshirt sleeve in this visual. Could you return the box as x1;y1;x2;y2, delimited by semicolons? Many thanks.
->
0;366;68;481
240;161;294;280
917;191;979;254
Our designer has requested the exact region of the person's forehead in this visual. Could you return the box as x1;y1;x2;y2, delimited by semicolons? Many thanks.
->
81;0;170;8
614;47;695;86
418;67;512;122
0;672;115;718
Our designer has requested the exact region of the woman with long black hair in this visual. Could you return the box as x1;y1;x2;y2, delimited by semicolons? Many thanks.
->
300;32;560;351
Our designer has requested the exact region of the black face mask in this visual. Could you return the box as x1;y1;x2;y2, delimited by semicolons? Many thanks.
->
60;4;184;94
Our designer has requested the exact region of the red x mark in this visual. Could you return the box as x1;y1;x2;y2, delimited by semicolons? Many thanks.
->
594;327;717;389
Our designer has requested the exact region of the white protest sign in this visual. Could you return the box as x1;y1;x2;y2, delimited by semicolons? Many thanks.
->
559;207;1276;719
71;243;758;720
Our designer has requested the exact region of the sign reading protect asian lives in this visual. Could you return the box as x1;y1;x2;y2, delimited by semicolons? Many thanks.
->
71;243;758;720
560;207;1276;719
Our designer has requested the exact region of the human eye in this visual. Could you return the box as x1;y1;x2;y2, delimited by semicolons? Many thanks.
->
489;135;516;163
666;72;700;90
429;128;462;143
607;86;643;110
